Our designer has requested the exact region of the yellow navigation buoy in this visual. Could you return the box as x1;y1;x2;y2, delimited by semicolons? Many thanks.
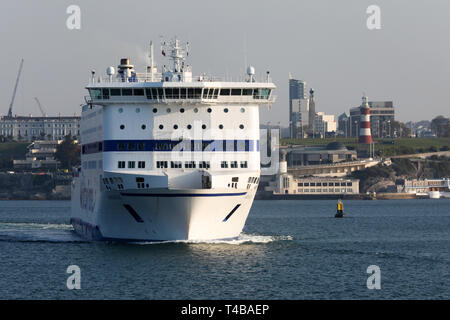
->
335;199;345;218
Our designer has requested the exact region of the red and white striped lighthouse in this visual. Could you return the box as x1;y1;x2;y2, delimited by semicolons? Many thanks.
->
359;95;373;144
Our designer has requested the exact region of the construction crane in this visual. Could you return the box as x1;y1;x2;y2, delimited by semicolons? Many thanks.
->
7;59;24;118
34;97;47;117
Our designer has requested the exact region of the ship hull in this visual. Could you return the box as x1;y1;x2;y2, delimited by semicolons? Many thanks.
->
70;178;257;242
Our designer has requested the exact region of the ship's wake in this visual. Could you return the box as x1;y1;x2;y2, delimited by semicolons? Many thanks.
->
137;233;294;245
0;222;82;243
0;222;293;245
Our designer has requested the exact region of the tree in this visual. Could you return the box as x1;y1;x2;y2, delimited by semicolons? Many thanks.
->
431;116;450;137
55;135;81;169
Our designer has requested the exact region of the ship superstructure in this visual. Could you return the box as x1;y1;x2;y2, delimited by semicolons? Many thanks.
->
71;38;276;241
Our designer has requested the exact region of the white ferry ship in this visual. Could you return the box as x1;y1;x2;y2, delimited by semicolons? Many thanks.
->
70;39;276;241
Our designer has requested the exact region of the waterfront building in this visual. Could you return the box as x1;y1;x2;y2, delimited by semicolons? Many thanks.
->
264;161;359;195
284;142;357;166
13;140;63;170
0;115;81;142
337;112;350;136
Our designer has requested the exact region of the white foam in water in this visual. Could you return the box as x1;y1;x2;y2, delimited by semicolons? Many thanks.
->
0;222;73;230
137;233;293;245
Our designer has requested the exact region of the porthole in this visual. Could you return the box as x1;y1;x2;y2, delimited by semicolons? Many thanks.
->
224;108;229;113
136;108;140;113
166;108;171;113
159;124;164;130
180;108;185;113
153;108;157;113
187;124;192;129
173;124;178;129
207;108;212;113
120;125;125;130
141;124;146;130
240;108;245;113
194;108;199;113
202;124;206;129
118;108;123;113
219;124;223;129
239;124;244;129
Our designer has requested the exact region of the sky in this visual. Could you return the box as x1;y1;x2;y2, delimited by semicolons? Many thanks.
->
0;0;449;125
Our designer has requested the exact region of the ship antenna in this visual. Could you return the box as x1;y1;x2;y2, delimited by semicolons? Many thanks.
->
149;40;155;81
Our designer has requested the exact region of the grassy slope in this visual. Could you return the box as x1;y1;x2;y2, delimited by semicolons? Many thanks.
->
280;137;450;157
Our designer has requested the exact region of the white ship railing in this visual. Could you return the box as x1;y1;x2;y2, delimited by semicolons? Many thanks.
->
92;73;274;84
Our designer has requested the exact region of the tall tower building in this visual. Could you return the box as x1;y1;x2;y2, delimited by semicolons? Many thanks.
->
308;88;316;135
289;77;307;138
359;95;373;144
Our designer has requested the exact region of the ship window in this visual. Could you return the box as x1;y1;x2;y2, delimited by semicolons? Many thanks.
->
220;89;230;96
150;88;158;99
102;88;110;99
239;124;244;129
194;108;198;113
219;124;223;129
240;161;248;168
170;161;182;168
122;88;132;96
120;124;125;130
141;124;146;130
242;89;253;96
207;108;212;113
138;161;145;168
166;108;171;113
203;88;209;99
231;88;242;96
180;108;185;113
173;124;178;129
118;143;125;150
153;108;157;113
165;88;173;99
188;88;194;99
194;88;202;98
118;161;125;168
157;88;164;99
187;124;192;129
180;88;187;98
173;88;180;98
127;143;135;150
221;161;228;168
128;161;135;168
133;88;144;96
230;161;238;168
212;88;219;99
199;161;210;169
111;88;121;96
224;108;229;113
240;108;245;113
145;88;152;99
184;161;196;169
90;89;102;99
118;108;123;113
159;124;164;130
202;124;206;129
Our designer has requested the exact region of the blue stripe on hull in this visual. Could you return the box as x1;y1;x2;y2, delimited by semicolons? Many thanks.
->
119;192;247;197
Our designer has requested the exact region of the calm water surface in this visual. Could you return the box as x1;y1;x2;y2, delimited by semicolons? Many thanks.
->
0;199;449;299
